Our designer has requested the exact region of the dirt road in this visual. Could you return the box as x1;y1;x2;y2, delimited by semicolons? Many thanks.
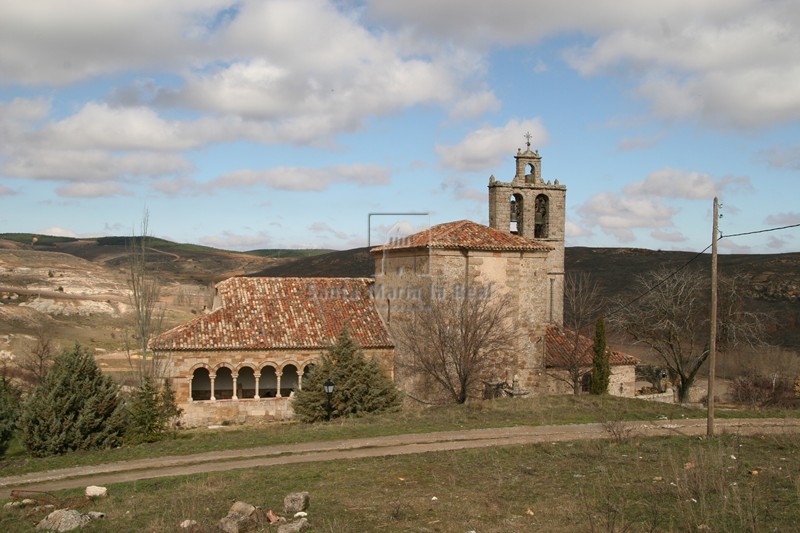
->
2;417;797;499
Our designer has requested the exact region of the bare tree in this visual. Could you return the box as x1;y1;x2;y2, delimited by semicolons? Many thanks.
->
126;210;166;382
394;286;515;404
18;326;58;387
548;272;605;395
608;268;765;402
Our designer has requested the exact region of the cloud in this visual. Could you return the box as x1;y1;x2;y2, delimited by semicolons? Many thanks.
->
35;226;78;238
759;144;800;170
766;236;792;250
719;239;752;254
199;230;273;251
308;222;350;241
437;118;549;172
765;212;800;225
617;132;664;151
651;229;688;243
0;185;16;196
624;168;751;199
565;220;592;238
207;164;391;192
448;90;501;120
56;182;130;198
439;176;484;202
577;192;676;242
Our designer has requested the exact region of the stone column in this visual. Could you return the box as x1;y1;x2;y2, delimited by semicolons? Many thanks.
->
297;370;304;390
210;374;216;401
254;373;261;399
231;373;239;400
188;376;193;402
276;371;283;398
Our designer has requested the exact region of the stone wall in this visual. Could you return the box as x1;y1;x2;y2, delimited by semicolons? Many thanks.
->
161;347;394;427
543;364;637;397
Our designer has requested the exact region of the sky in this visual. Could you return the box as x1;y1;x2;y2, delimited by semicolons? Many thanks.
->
1;0;799;254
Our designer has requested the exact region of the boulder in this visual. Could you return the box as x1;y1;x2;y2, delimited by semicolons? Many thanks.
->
277;518;310;533
218;501;256;533
179;519;198;529
35;509;90;532
85;485;107;498
283;492;309;514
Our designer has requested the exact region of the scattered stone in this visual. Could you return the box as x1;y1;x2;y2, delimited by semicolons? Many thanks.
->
22;498;37;506
525;508;535;516
35;509;90;532
85;485;108;498
750;469;760;476
653;476;663;482
86;511;106;520
179;519;198;529
4;501;22;509
218;501;256;533
293;511;308;519
33;505;56;513
283;492;309;514
277;518;310;533
684;462;696;470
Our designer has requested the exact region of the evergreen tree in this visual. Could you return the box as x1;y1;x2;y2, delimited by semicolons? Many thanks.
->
19;343;124;457
590;317;610;395
126;377;182;443
292;329;402;423
0;376;19;457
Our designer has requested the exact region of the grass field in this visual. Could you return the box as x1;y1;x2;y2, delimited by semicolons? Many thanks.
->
2;397;800;531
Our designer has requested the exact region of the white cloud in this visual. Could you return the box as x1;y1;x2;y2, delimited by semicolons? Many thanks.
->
57;182;130;198
651;229;688;243
624;168;751;199
0;0;229;85
565;220;592;239
308;222;350;241
437;118;549;172
617;133;664;152
765;212;800;225
577;192;676;242
759;144;800;170
719;239;752;254
448;90;501;120
35;226;78;238
199;230;273;251
207;164;391;192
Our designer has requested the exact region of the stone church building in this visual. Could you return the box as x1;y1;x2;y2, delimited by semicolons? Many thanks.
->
152;141;636;426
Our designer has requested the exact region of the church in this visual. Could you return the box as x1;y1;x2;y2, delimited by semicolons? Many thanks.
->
151;140;637;426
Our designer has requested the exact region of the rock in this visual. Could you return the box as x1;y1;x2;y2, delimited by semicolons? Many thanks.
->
278;518;310;533
35;509;90;532
283;492;309;514
85;485;108;498
293;511;308;518
179;519;198;529
218;501;256;533
87;511;106;520
4;501;21;509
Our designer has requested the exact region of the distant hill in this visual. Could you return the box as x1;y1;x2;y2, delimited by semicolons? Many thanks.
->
248;247;373;278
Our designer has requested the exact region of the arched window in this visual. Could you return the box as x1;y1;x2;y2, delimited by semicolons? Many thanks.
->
510;193;523;235
259;365;278;397
238;366;256;399
282;364;299;397
191;367;211;401
534;194;549;238
215;367;234;400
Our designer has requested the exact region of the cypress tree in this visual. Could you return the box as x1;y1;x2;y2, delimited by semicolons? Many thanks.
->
292;328;402;423
19;343;124;457
590;317;611;395
0;376;19;456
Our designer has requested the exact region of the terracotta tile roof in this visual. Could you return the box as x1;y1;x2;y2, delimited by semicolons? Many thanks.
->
150;277;392;351
370;220;551;253
544;324;638;368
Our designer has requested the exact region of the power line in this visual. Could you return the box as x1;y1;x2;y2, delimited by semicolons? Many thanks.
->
605;220;799;319
720;222;800;240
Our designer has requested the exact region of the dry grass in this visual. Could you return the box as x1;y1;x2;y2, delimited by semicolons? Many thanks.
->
4;433;799;532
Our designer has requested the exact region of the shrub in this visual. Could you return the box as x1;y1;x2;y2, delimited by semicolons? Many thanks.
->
730;373;798;408
0;376;20;456
19;343;124;457
125;377;182;443
292;329;402;423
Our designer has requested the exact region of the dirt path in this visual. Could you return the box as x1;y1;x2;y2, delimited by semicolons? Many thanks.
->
2;418;798;499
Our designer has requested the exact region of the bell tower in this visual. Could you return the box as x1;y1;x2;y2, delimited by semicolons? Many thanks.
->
488;133;566;324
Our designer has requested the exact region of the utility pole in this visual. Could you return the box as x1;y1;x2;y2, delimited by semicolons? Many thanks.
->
707;197;719;437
